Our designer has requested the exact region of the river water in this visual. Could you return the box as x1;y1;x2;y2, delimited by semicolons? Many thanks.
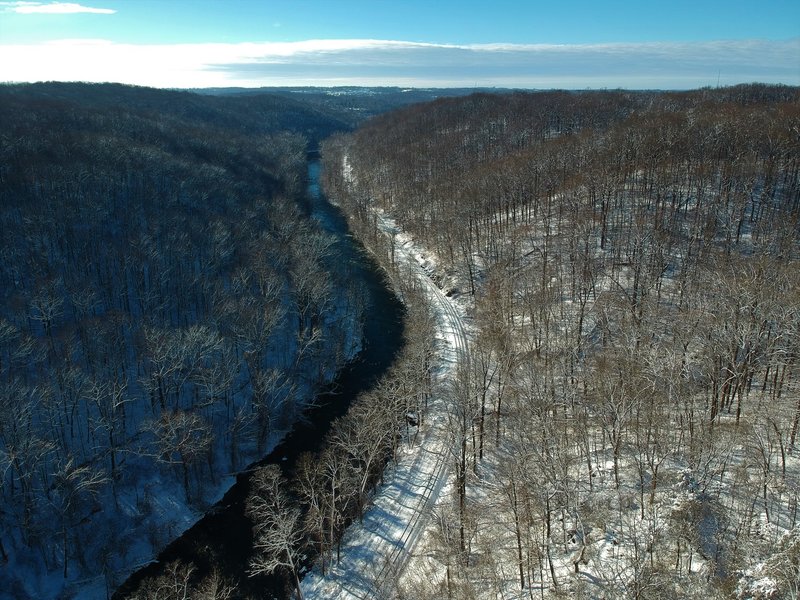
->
112;160;405;598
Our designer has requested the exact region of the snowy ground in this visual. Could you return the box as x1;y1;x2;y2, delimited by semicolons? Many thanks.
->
301;212;471;599
310;156;800;600
304;185;800;600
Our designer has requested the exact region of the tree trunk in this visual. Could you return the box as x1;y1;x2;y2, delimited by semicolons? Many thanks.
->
293;564;305;600
63;525;69;578
511;479;525;589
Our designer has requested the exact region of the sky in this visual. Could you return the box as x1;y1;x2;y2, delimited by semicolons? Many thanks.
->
0;0;798;89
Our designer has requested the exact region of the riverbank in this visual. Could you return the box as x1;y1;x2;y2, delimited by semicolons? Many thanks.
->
111;161;405;599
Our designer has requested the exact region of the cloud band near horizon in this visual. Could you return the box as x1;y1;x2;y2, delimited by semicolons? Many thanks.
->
1;38;798;89
0;1;115;14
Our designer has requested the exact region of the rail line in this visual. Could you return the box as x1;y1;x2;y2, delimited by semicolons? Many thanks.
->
303;205;471;600
366;216;471;598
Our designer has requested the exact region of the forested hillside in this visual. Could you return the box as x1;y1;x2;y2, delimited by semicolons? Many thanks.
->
197;86;500;128
0;83;366;598
322;85;800;598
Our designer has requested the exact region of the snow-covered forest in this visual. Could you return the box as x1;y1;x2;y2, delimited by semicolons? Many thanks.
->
2;82;798;600
0;82;371;598
319;85;800;599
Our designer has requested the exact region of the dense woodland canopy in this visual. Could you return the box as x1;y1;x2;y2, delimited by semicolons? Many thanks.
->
2;81;799;600
0;82;375;597
322;85;800;598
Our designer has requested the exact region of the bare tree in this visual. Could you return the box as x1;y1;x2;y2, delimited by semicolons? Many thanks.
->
295;451;330;574
246;465;306;600
445;361;481;555
129;559;195;600
48;456;107;577
84;376;131;482
249;367;295;453
194;568;236;600
330;394;395;521
146;410;212;502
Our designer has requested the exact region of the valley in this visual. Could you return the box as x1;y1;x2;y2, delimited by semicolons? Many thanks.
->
1;82;798;600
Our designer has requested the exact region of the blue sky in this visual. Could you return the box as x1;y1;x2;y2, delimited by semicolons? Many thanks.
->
1;0;798;88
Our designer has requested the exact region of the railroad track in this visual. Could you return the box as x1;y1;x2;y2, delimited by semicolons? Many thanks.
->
303;212;470;600
366;216;471;598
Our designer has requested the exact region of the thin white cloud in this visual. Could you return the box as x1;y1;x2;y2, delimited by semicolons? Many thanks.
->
0;37;797;89
1;1;115;14
0;1;38;7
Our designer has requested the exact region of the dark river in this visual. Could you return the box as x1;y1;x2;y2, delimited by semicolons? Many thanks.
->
112;160;405;599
